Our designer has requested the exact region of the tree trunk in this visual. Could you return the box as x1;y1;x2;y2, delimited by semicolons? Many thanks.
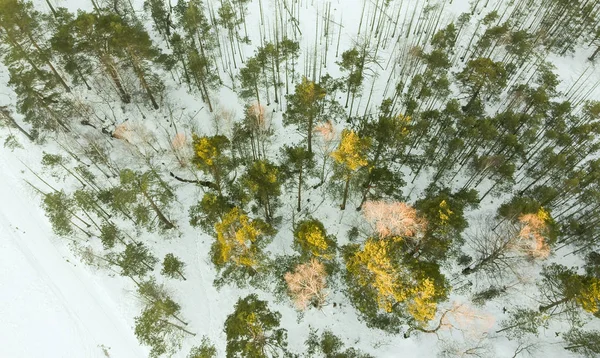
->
129;51;159;109
589;45;600;61
24;33;71;93
142;190;175;229
340;175;351;210
307;114;313;154
177;270;187;281
463;87;481;112
297;161;303;212
539;297;570;312
44;0;58;17
0;108;35;141
101;56;131;103
159;319;196;336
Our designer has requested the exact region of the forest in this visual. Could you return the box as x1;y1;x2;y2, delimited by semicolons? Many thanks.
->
1;0;600;357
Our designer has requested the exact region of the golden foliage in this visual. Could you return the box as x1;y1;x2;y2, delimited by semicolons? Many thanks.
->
215;207;263;268
347;239;406;312
438;200;454;225
407;279;438;323
296;77;326;105
194;136;218;167
577;279;600;314
330;129;369;172
296;223;332;259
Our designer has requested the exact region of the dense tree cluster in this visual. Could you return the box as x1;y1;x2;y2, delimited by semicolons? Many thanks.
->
2;0;600;357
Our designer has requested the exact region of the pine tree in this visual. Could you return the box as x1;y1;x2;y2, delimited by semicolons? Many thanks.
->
144;0;173;43
563;328;600;357
101;169;175;230
161;253;187;280
456;57;508;112
280;145;313;212
241;159;281;223
135;282;195;357
114;243;158;278
283;77;326;154
538;263;600;315
188;337;217;358
304;328;374;358
60;12;163;108
224;294;288;358
0;0;71;92
189;192;233;234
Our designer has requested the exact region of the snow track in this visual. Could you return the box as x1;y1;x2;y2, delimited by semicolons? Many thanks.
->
0;148;146;358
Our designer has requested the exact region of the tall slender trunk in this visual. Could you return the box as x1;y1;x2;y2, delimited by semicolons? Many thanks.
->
142;190;175;229
158;319;196;336
129;50;159;109
0;108;34;141
539;297;570;312
101;55;131;103
297;161;303;212
589;45;600;61
307;114;313;154
24;33;71;93
340;175;351;210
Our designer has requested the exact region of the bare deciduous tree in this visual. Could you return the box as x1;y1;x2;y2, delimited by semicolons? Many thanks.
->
284;258;328;310
362;200;427;240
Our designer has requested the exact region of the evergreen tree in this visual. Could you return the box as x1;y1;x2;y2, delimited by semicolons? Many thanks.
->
101;169;175;231
161;253;187;280
563;328;600;357
304;328;374;358
538;263;600;315
456;57;508;112
241;159;281;223
0;0;71;92
283;77;326;154
188;337;217;358
59;12;163;108
135;283;195;357
189;192;233;234
224;294;288;358
114;243;158;278
280;145;314;212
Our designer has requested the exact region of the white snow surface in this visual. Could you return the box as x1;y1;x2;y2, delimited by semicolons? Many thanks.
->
1;0;600;357
0;146;147;358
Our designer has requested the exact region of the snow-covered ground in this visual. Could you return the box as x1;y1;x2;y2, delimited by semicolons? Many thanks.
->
1;0;600;357
0;146;147;357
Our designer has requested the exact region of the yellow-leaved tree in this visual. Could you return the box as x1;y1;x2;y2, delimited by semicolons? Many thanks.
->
192;134;232;195
331;129;370;210
211;207;273;286
345;238;447;327
293;219;336;260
